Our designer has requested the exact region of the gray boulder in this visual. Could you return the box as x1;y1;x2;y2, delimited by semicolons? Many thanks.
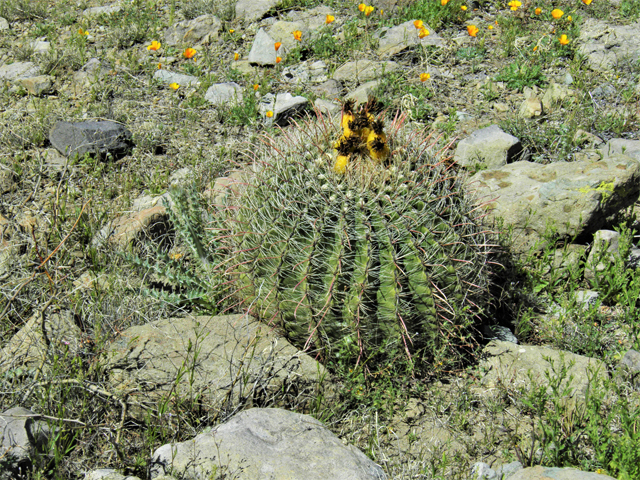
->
0;407;52;479
248;28;277;66
377;20;444;57
468;154;640;254
508;465;616;480
479;341;608;398
164;14;221;46
454;125;522;169
49;121;133;159
14;75;53;96
584;229;620;280
105;315;325;420
150;408;386;480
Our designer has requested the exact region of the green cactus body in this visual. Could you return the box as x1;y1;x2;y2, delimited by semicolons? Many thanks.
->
219;116;495;371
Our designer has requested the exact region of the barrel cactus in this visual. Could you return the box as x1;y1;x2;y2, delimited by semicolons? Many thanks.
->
215;104;496;372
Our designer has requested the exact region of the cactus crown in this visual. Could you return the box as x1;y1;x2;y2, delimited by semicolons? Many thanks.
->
214;102;496;374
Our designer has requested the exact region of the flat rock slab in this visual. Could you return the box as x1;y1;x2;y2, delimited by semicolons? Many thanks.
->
248;28;277;66
454;124;522;169
479;341;608;398
0;61;41;81
468;154;640;253
204;82;243;105
333;59;400;83
164;14;221;46
578;19;640;71
150;408;386;480
273;92;308;126
153;70;199;88
49;121;133;159
106;315;325;419
509;465;617;480
377;20;443;57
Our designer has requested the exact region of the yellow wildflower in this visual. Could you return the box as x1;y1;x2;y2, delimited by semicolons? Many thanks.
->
420;73;430;82
326;14;335;23
169;83;180;90
559;34;569;45
183;47;196;59
508;0;522;11
461;5;468;10
418;27;430;38
364;5;374;15
266;110;274;118
147;40;161;51
358;3;366;11
535;7;542;14
414;19;424;29
551;8;563;19
467;25;479;36
293;30;302;41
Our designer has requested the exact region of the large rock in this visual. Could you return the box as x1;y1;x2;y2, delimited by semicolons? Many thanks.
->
479;341;608;398
509;465;617;480
333;59;400;83
377;20;444;57
106;315;325;419
468;154;640;253
150;408;386;480
49;121;133;159
164;14;221;46
578;19;640;71
454;125;522;169
267;20;305;52
248;28;277;67
0;407;52;479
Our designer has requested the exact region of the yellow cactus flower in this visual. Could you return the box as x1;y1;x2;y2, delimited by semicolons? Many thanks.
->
334;154;349;174
234;52;240;60
157;63;162;69
467;25;479;36
78;28;89;36
551;8;563;19
147;40;161;51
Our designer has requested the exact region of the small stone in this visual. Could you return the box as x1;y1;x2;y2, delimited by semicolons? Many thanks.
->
83;2;123;16
281;64;310;85
585;230;621;280
493;102;509;113
204;82;243;105
273;92;309;126
573;129;603;147
454;124;522;169
0;407;52;477
14;75;53;96
619;349;640;388
333;60;400;83
481;325;518;344
311;79;342;98
308;60;329;83
153;70;200;88
314;98;341;116
248;28;277;67
345;80;380;104
30;40;51;54
49;121;133;159
542;82;574;111
0;61;41;81
574;290;599;308
518;96;543;118
0;17;9;30
471;462;496;479
235;0;278;22
377;20;444;56
164;14;221;46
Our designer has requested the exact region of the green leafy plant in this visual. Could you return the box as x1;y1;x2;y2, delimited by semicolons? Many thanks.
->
495;61;547;92
211;107;497;374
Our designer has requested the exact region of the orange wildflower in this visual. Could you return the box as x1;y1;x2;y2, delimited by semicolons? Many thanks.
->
276;56;282;63
266;110;274;118
418;27;430;38
147;40;161;51
293;30;302;41
275;42;282;51
535;7;542;14
183;47;196;59
559;34;569;45
414;19;424;29
234;52;239;60
358;3;366;11
326;14;335;23
467;25;479;36
551;8;563;19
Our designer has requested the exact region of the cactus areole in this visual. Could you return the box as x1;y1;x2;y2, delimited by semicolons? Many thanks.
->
221;104;495;371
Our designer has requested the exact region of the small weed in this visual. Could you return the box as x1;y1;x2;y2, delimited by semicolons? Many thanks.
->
495;61;547;92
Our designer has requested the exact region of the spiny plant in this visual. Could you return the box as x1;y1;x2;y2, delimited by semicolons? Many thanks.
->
212;101;499;374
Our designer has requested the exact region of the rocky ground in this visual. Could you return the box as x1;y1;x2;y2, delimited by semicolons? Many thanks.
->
1;0;640;478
